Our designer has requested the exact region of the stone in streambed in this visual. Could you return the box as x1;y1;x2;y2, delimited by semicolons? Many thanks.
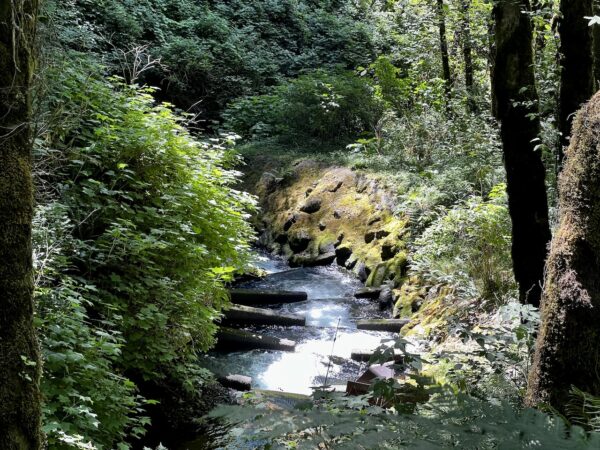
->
378;285;394;311
354;287;381;299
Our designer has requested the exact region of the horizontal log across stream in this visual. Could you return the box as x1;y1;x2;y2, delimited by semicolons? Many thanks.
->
222;304;306;327
215;327;296;352
356;319;410;332
229;288;308;305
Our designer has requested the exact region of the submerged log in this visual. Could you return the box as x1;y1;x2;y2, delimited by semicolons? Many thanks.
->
222;304;305;327
229;288;307;305
356;319;409;332
354;287;382;299
218;374;252;391
215;327;296;352
350;348;403;363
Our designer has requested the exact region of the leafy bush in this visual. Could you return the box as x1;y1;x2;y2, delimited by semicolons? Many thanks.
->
411;186;515;301
34;56;256;447
225;70;383;142
211;389;600;449
57;0;376;118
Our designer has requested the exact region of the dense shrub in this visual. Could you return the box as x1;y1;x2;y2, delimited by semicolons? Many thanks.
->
411;186;515;301
59;0;376;118
225;70;383;142
34;57;255;448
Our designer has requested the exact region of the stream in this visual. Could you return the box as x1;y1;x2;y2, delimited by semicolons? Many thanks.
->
175;252;395;449
204;252;393;394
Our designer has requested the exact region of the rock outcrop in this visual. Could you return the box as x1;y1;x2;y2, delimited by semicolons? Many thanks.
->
255;161;409;289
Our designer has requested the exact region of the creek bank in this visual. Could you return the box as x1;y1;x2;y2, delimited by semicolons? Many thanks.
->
254;160;412;312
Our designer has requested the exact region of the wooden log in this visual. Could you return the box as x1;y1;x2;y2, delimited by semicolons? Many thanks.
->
222;304;305;327
229;288;308;305
356;364;395;384
356;319;410;332
354;287;382;299
346;380;370;395
350;348;403;363
215;327;296;352
218;374;252;391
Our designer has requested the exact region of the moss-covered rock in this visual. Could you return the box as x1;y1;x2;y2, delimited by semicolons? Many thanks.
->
251;162;411;279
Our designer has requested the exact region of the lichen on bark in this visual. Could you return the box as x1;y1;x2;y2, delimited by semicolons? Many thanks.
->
0;1;43;448
527;91;600;410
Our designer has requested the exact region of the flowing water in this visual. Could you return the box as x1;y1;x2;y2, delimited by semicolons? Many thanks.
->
203;252;393;395
174;252;395;449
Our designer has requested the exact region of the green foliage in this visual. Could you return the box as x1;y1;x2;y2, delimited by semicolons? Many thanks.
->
34;204;148;449
34;55;255;447
225;70;383;142
567;387;600;432
211;390;600;449
55;0;375;118
412;187;514;301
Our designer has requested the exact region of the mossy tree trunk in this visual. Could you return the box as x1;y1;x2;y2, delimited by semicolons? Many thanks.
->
594;0;600;89
491;0;551;307
527;92;600;410
436;0;452;105
0;1;43;448
557;0;594;165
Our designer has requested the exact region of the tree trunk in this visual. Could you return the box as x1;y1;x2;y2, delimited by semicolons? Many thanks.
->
491;0;551;307
593;0;600;89
436;0;453;104
557;0;594;165
0;1;43;448
460;0;476;112
527;91;600;410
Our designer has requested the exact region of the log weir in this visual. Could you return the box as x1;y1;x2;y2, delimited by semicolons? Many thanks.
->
229;288;308;305
356;319;410;332
215;327;296;352
221;304;306;327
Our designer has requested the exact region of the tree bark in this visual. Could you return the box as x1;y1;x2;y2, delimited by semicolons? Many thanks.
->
557;0;594;165
491;0;551;307
0;1;43;448
593;0;600;89
460;0;476;112
436;0;453;104
527;91;600;410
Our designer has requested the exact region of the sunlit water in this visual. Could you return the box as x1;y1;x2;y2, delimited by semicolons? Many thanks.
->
202;253;393;395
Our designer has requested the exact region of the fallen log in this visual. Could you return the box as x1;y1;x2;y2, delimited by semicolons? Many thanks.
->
350;348;403;363
229;288;307;305
222;304;305;327
218;374;252;391
215;327;296;352
354;287;382;299
356;319;410;332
